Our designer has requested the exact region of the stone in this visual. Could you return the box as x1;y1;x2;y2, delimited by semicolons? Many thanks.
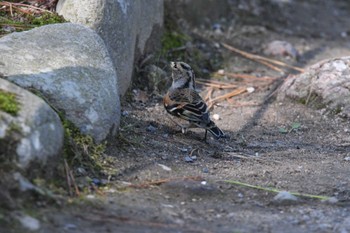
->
0;23;120;142
15;213;41;231
278;57;350;117
0;78;63;169
57;0;164;95
273;191;298;204
263;40;299;59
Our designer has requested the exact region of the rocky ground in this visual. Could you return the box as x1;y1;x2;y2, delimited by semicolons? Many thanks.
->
2;1;350;232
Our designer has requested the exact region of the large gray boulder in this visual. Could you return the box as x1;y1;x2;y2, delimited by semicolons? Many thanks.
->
0;23;120;142
56;0;164;95
0;78;63;169
278;57;350;117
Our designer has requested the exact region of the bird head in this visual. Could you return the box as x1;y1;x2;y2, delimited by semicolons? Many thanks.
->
170;61;196;89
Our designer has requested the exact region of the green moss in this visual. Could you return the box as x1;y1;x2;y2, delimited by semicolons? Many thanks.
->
61;117;117;176
161;31;190;56
0;89;20;116
29;13;66;26
0;10;67;37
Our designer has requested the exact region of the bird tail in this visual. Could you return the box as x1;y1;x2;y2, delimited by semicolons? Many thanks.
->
207;121;225;139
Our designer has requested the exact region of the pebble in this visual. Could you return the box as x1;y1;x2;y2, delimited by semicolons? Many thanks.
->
13;172;36;191
157;163;172;171
64;223;77;230
202;167;209;173
217;69;225;75
16;214;41;231
344;157;350;161
323;197;338;204
273;191;298;204
263;40;299;59
180;148;189;153
76;167;87;176
184;156;194;163
212;114;220;120
146;125;157;133
246;87;255;93
121;110;129;116
92;178;101;186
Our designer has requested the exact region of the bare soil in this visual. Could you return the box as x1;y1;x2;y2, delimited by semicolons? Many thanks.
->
4;1;350;233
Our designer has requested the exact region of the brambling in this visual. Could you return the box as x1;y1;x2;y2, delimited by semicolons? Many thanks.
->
163;61;225;140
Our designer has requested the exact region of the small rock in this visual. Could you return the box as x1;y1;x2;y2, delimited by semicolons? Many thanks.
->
341;31;348;38
100;179;109;186
201;181;207;185
92;178;101;186
121;110;129;116
180;148;188;153
202;167;209;173
76;167;87;176
158;163;172;171
217;69;225;75
212;23;224;34
344;157;350;161
16;214;41;231
212;114;220;121
64;223;77;230
146;125;157;133
273;191;298;204
13;173;36;191
246;87;255;93
190;155;197;161
86;194;95;199
323;197;338;204
263;40;298;59
184;156;194;163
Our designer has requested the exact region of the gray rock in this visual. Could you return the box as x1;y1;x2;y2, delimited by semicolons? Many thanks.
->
57;0;164;95
0;23;120;142
0;78;63;169
278;57;350;117
273;191;298;204
14;213;41;231
263;40;299;59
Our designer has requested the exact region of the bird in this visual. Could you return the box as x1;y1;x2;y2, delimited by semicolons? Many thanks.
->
163;61;225;140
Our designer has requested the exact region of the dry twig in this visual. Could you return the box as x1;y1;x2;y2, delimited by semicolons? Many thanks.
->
128;176;204;189
221;42;305;73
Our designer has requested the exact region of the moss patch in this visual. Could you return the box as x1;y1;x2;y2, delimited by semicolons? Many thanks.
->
0;89;20;116
62;118;116;177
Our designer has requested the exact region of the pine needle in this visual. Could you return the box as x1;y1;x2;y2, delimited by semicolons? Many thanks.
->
223;179;331;200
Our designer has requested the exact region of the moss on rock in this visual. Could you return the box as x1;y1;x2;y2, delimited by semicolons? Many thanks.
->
0;89;20;116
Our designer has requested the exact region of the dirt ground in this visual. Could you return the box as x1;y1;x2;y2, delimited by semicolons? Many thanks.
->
4;1;350;233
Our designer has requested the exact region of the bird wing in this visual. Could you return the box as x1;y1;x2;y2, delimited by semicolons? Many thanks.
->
164;88;210;124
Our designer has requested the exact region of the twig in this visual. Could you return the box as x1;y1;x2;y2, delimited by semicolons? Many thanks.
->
209;88;247;104
64;159;73;196
128;176;204;189
223;180;330;200
216;102;261;108
0;1;52;14
196;80;237;89
189;148;198;157
226;152;282;164
204;87;213;102
69;170;80;196
221;42;305;73
218;72;277;81
256;59;285;73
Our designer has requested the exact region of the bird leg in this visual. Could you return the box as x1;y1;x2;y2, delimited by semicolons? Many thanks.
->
203;130;208;142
